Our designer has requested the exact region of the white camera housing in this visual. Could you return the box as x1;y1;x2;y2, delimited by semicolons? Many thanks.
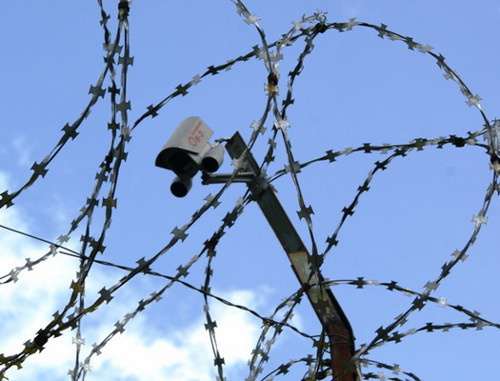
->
156;116;224;197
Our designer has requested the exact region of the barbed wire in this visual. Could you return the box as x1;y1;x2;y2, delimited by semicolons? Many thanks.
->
0;1;498;380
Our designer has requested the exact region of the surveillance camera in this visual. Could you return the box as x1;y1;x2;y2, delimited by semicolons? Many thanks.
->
155;116;224;197
201;144;224;173
170;176;192;198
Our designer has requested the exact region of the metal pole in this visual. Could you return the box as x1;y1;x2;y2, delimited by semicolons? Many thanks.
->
206;132;358;380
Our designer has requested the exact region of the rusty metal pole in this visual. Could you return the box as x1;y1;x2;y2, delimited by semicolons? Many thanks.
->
208;132;358;380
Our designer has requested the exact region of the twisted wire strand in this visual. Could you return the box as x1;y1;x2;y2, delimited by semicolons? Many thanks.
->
0;2;498;380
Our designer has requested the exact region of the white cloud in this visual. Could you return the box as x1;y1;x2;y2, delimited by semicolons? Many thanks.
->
211;289;264;363
0;172;268;380
92;317;214;381
12;135;32;168
0;173;77;380
86;288;267;381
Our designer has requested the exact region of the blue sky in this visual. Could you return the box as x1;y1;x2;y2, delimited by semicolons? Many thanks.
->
1;1;500;380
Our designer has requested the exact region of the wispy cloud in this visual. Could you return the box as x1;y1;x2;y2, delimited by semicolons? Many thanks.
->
11;135;33;168
89;289;265;380
0;172;267;380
